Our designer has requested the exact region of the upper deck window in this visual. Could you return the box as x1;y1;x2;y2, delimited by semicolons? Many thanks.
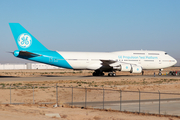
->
124;60;138;61
144;60;154;62
133;53;145;55
148;53;159;55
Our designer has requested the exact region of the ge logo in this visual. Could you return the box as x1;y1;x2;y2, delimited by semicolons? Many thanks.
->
18;33;32;48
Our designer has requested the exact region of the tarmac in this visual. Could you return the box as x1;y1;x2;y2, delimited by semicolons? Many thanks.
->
0;75;180;82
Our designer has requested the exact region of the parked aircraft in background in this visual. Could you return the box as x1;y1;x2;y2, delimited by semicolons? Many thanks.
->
9;23;177;76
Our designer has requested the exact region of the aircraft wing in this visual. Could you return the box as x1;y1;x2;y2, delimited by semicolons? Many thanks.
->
100;59;117;66
100;59;122;71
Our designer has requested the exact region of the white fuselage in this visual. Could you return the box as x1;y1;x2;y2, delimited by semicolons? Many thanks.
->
57;50;177;70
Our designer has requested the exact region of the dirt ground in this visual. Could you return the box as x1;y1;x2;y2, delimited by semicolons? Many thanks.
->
0;104;179;120
0;67;180;120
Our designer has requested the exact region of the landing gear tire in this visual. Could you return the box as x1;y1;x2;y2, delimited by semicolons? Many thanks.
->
158;72;162;76
108;73;110;76
112;73;116;76
93;72;96;76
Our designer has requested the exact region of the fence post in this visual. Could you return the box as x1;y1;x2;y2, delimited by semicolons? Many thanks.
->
56;83;58;106
103;88;104;109
139;89;141;113
10;85;11;104
85;87;87;108
159;90;160;115
72;87;73;106
120;89;122;111
33;86;34;104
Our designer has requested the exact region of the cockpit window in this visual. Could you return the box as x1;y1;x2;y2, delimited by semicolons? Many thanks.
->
165;53;168;55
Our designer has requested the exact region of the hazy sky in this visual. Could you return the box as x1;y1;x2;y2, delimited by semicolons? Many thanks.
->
0;0;180;64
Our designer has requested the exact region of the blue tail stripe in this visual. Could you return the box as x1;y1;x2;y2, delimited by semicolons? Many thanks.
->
29;51;73;69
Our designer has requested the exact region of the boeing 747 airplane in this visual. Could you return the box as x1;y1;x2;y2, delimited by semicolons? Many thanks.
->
9;23;177;76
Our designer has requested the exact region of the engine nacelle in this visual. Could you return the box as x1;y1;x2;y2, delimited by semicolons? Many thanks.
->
120;64;131;71
130;66;142;73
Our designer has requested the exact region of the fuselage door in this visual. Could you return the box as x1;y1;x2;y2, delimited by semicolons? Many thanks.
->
49;57;53;63
159;59;162;64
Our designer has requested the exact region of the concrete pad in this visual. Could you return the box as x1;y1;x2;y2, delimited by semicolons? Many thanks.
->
45;113;61;118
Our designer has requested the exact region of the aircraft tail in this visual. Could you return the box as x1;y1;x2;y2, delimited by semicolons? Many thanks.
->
9;23;49;51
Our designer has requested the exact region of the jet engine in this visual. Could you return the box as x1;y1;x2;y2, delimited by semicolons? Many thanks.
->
120;64;131;71
130;66;142;73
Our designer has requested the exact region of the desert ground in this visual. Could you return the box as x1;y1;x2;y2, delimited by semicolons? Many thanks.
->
0;67;180;120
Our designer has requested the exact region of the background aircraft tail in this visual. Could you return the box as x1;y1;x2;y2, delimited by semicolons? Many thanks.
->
9;23;49;51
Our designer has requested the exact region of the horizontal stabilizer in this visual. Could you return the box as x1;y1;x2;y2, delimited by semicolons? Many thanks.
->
14;50;41;57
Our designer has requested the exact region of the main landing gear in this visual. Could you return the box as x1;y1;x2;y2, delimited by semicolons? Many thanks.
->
92;70;116;77
108;72;116;76
92;71;104;76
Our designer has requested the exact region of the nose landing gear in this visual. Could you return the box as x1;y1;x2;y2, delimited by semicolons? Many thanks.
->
158;69;162;76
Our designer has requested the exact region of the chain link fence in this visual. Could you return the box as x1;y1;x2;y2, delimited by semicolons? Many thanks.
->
0;84;180;116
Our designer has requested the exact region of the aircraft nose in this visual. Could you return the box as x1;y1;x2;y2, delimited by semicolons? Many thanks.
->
169;55;177;66
171;57;177;66
174;59;177;65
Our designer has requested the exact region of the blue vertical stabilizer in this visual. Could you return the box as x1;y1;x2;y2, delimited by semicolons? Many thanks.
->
9;23;49;51
9;23;73;69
